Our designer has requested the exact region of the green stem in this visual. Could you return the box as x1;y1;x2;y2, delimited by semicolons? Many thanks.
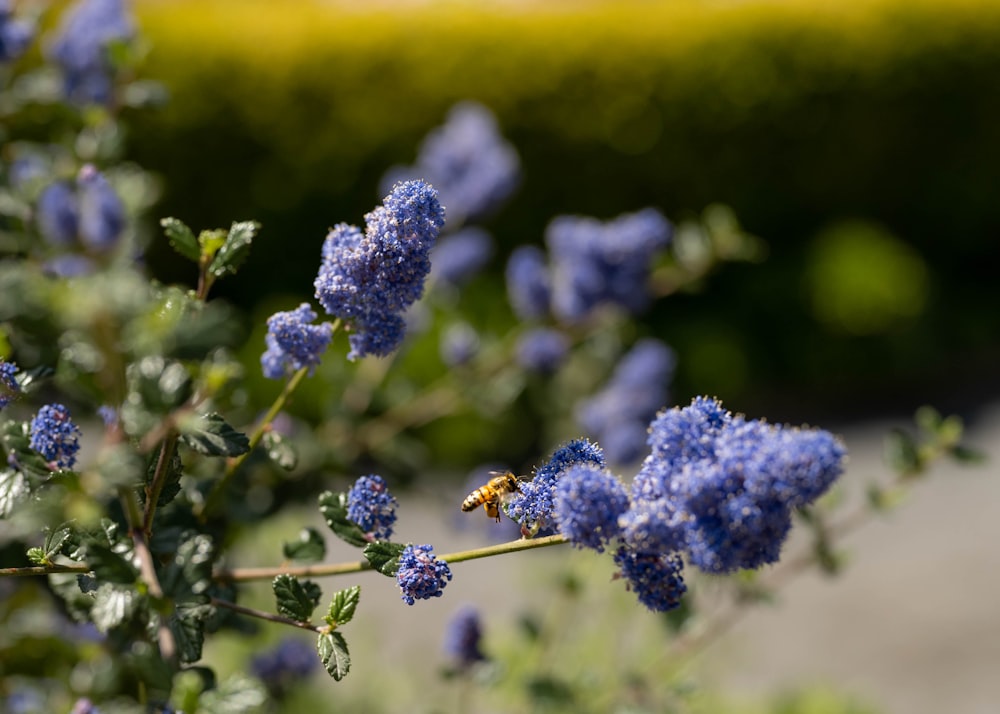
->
0;563;91;577
215;534;568;583
142;431;179;538
211;596;322;632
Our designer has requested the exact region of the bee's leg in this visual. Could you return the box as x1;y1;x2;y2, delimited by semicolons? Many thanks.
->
485;502;500;522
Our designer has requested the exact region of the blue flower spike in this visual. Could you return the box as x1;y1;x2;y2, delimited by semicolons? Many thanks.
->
396;544;453;605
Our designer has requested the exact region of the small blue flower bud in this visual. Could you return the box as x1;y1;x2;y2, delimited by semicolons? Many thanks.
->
396;544;453;606
29;403;82;470
553;464;629;552
505;245;551;321
439;322;479;367
36;181;79;247
261;303;333;379
346;474;398;541
443;605;487;667
77;164;125;251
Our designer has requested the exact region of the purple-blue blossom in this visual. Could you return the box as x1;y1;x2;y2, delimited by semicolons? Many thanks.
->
505;245;551;321
382;102;520;225
36;181;79;247
613;547;687;613
553;464;629;552
577;338;676;464
29;403;82;470
430;227;494;287
514;328;569;374
0;1;33;63
439;322;479;367
396;544;453;605
261;303;333;379
0;359;20;409
35;165;125;252
250;637;317;694
314;180;445;360
546;208;672;322
346;474;398;541
48;0;134;105
507;438;606;535
443;605;486;667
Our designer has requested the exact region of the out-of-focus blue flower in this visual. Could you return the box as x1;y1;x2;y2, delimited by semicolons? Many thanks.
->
29;403;82;470
36;181;79;247
443;605;486;667
35;165;125;252
260;303;333;379
507;438;606;535
314;180;445;360
249;637;317;694
632;397;846;574
396;544;452;605
382;102;520;225
70;697;100;714
430;226;494;287
0;1;33;63
505;245;551;321
577;338;675;464
553;464;629;552
77;164;125;250
514;327;568;373
439;322;479;367
97;405;118;427
613;547;687;613
546;207;672;322
346;474;398;541
0;359;20;409
8;154;48;191
43;254;96;277
48;0;134;105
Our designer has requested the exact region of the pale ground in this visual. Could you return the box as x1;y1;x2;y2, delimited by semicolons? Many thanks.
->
225;402;1000;713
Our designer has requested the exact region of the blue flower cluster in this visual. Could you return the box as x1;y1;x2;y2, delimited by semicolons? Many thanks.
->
506;438;606;536
346;474;398;541
521;398;845;611
260;303;333;379
29;403;82;470
314;180;445;360
514;327;569;374
396;544;453;606
0;0;33;63
506;208;672;325
0;358;19;409
442;605;486;668
48;0;134;105
36;165;126;258
577;338;676;464
382;102;520;226
249;637;318;694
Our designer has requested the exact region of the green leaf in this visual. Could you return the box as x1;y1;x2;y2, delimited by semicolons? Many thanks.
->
88;543;140;584
318;491;369;548
168;602;216;663
262;430;298;471
282;527;326;563
198;672;268;714
0;469;30;518
143;446;184;508
43;522;74;559
951;444;987;464
159;534;215;601
26;547;46;564
208;221;259;278
161;217;200;261
363;542;405;576
1;421;55;480
272;574;322;622
317;630;351;681
883;428;921;476
179;413;250;457
92;583;141;632
324;585;361;628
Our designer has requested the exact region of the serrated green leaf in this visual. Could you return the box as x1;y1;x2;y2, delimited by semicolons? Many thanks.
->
282;527;326;563
26;547;46;564
2;421;56;480
179;413;250;457
0;469;30;518
273;574;322;622
883;428;921;476
262;431;298;471
92;583;141;632
318;491;369;548
208;221;259;278
363;541;405;576
168;602;216;664
317;630;351;681
43;522;74;559
88;543;139;584
159;534;215;601
143;446;183;508
161;217;200;261
198;672;268;714
324;585;361;628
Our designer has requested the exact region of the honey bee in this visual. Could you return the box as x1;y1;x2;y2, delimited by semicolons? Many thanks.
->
461;471;520;522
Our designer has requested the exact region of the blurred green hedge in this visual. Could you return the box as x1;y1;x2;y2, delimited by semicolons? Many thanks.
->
127;0;1000;418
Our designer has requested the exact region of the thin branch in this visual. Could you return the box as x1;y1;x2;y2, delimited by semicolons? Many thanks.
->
211;596;322;632
0;563;91;577
142;431;179;538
